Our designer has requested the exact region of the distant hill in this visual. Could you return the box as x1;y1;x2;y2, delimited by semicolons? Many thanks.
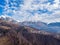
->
0;19;60;45
48;22;60;27
48;22;60;33
20;21;47;30
20;21;60;33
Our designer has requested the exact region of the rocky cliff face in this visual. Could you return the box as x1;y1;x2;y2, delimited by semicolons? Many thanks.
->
0;19;60;45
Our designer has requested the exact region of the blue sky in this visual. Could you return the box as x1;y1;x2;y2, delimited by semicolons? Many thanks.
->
0;0;60;23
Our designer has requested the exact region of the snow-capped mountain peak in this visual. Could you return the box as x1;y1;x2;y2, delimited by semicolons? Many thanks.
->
0;15;18;23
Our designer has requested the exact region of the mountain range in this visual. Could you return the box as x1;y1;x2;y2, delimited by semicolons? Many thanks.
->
20;21;60;33
0;16;60;45
0;16;60;33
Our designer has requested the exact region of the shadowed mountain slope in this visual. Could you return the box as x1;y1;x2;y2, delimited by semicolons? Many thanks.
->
0;19;60;45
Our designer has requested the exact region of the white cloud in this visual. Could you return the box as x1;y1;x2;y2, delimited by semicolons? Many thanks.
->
1;0;60;23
